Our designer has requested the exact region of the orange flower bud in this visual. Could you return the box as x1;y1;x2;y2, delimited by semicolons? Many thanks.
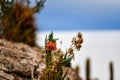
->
45;41;57;51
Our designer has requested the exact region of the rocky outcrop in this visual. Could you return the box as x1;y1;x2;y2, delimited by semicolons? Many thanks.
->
0;39;81;80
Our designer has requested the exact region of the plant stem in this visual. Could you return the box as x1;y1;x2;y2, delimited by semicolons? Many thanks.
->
45;51;52;80
46;51;52;68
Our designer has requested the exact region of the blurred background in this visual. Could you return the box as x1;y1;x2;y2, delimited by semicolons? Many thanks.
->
35;0;120;80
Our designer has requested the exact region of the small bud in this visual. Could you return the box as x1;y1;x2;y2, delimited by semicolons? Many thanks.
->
77;32;82;38
76;44;81;51
72;37;76;43
78;38;83;43
68;48;74;55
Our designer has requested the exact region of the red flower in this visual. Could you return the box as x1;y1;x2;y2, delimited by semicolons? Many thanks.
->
45;41;57;51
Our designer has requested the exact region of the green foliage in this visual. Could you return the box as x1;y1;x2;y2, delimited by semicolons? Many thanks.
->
45;32;58;43
40;32;83;80
62;52;72;67
41;32;67;80
46;51;52;67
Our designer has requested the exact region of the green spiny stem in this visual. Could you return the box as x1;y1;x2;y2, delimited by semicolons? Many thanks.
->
45;51;52;80
46;51;52;68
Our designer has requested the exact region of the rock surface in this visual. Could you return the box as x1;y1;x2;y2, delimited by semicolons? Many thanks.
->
0;39;81;80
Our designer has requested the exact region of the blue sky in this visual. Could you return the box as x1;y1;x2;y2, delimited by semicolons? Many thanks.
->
35;0;120;31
